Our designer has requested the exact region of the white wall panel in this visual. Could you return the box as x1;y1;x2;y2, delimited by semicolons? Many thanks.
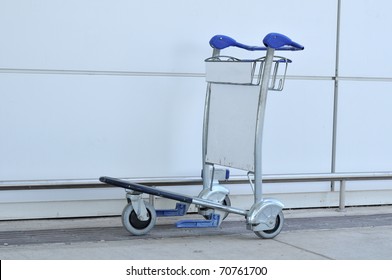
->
336;81;392;172
263;80;334;174
0;0;335;76
0;76;335;181
0;74;205;180
339;0;392;77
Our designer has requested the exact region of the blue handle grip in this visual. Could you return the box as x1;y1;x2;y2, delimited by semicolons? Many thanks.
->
263;33;304;50
209;33;304;51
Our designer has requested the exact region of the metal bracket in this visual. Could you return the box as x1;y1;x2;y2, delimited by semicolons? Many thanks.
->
126;192;149;221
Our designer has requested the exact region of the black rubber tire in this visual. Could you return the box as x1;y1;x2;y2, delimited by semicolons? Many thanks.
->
254;211;284;239
122;202;156;236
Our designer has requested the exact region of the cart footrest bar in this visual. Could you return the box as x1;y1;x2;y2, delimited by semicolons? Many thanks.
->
156;203;188;217
175;214;220;228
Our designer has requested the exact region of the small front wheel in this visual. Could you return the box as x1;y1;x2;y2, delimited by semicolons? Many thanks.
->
122;202;156;236
254;211;284;239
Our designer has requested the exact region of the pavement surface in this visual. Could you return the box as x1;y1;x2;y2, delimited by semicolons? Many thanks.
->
1;206;392;260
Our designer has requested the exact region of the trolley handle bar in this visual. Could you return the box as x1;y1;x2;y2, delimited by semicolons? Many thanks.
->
209;33;304;51
99;176;193;204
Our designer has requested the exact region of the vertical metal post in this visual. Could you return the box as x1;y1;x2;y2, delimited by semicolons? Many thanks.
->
212;48;220;57
254;48;275;203
149;194;155;206
149;186;155;206
202;48;220;190
331;0;342;191
202;85;213;190
339;180;346;211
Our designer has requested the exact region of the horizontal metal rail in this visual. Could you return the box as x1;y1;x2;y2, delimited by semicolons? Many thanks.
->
2;172;392;187
2;68;392;82
0;177;203;189
1;171;392;210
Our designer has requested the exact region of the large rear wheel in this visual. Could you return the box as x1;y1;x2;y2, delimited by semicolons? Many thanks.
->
254;211;284;239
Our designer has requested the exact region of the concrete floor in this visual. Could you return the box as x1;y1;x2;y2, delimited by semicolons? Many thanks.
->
1;205;392;260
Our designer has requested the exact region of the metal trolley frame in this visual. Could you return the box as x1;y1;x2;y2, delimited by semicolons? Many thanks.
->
100;33;303;239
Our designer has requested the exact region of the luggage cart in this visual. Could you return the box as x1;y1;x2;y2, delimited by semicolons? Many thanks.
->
100;32;303;238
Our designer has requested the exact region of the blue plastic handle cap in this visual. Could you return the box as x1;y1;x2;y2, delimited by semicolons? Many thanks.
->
263;33;304;50
209;35;266;51
209;33;304;51
209;35;238;50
